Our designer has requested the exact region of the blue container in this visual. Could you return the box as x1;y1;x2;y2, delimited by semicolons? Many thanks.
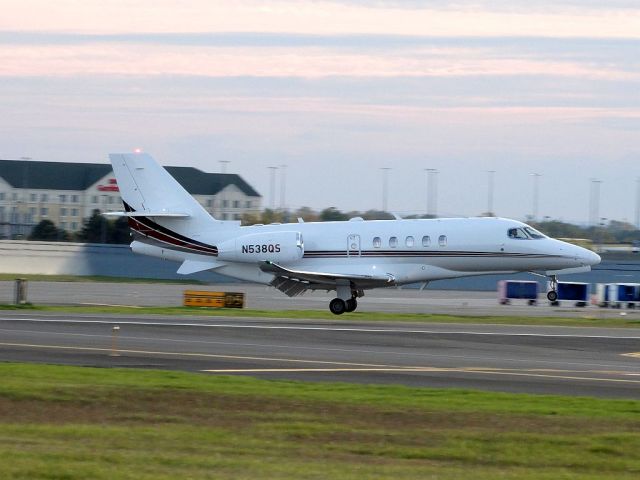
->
498;280;538;305
557;282;590;301
613;284;638;302
609;283;640;308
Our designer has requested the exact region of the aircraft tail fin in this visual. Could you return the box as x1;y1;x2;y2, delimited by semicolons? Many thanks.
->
109;153;214;218
109;153;226;242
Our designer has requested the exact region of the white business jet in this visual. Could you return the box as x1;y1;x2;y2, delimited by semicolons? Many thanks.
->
108;153;600;314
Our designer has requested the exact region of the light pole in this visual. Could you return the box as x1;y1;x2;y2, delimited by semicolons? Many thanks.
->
487;170;495;216
425;168;438;217
530;173;541;221
279;164;287;211
380;167;391;212
635;177;640;229
589;179;602;227
268;166;278;210
598;217;608;252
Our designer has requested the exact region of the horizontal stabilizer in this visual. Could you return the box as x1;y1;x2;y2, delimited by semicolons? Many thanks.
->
177;259;224;275
104;211;190;218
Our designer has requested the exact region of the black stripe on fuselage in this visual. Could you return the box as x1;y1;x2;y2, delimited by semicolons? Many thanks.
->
123;201;218;256
304;250;562;259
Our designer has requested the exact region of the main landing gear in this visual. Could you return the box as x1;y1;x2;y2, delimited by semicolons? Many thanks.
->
329;284;363;315
329;297;357;315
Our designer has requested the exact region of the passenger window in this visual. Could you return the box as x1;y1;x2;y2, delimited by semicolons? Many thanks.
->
389;236;398;248
438;235;447;247
406;236;415;247
422;235;431;247
373;236;381;248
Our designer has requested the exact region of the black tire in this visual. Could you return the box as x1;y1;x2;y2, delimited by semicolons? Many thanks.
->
547;290;558;302
345;298;358;312
329;298;346;315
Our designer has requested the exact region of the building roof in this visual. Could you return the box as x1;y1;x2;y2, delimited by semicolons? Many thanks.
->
0;159;261;197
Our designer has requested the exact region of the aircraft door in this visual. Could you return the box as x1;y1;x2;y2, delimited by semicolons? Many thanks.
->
347;234;361;257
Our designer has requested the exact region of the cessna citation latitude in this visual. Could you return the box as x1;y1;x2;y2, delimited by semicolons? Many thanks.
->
108;153;601;315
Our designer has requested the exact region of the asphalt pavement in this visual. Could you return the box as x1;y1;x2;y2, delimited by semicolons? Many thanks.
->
2;311;640;399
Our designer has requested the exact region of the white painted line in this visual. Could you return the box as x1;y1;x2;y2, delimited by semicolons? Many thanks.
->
1;316;640;339
0;342;393;367
3;340;639;384
1;326;637;372
0;322;640;375
200;367;640;384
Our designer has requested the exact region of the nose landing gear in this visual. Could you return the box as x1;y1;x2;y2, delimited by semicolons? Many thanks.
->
546;274;558;302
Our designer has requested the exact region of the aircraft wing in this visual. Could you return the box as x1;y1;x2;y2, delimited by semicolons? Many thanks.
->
260;261;395;297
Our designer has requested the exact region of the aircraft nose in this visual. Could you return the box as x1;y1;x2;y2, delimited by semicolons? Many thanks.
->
584;249;601;266
574;247;600;266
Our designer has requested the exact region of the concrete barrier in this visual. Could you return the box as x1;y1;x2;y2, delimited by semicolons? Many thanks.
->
0;240;232;282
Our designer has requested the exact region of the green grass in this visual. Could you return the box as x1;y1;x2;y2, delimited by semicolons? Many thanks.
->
1;302;640;328
1;363;640;479
0;273;204;284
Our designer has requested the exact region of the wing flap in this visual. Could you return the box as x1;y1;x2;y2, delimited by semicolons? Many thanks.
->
260;261;395;291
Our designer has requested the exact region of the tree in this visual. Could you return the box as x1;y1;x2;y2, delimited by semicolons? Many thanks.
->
28;220;70;241
293;206;319;222
110;216;132;244
361;209;394;220
78;209;109;243
259;209;284;224
319;207;348;222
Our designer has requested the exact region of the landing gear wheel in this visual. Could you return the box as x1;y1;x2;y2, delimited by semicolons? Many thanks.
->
329;298;346;315
345;298;358;312
547;290;558;302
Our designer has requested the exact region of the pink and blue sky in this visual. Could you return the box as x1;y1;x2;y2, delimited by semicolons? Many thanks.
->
1;1;639;222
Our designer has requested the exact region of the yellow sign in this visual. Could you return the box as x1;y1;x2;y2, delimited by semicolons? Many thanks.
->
183;291;245;309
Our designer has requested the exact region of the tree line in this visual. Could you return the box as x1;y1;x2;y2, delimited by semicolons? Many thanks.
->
28;210;131;244
27;207;640;245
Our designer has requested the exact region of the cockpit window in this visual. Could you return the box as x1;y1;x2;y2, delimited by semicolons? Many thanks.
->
508;228;529;240
508;227;546;240
524;227;545;239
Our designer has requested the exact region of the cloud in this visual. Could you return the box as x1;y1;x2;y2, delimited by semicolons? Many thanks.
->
1;1;639;38
1;41;637;81
0;1;639;221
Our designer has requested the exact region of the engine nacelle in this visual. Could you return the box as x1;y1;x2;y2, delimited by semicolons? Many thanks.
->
217;231;304;264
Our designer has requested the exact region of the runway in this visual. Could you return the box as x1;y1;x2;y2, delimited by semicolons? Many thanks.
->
2;311;640;399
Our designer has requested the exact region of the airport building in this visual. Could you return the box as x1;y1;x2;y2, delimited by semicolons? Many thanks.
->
0;159;262;238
